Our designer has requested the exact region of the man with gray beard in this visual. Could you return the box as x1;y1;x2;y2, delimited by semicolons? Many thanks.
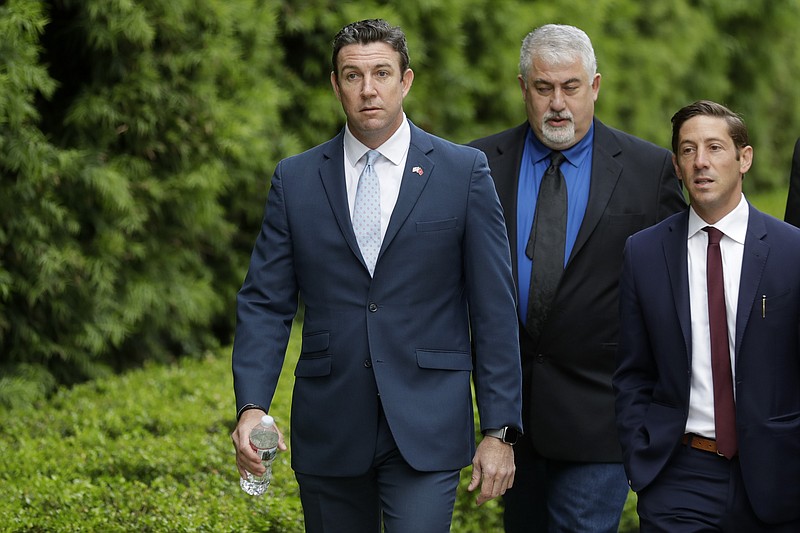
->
469;24;685;532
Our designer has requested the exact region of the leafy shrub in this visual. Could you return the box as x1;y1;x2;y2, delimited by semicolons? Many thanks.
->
0;336;300;531
0;318;642;531
0;0;290;406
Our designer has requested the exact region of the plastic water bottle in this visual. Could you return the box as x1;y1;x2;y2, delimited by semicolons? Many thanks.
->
240;414;280;496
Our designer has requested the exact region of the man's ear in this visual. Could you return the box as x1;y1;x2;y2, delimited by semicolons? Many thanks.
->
401;68;414;97
672;154;683;183
739;145;753;175
330;71;341;102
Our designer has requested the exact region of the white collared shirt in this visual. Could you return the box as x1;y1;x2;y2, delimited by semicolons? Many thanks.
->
343;116;410;240
685;194;748;438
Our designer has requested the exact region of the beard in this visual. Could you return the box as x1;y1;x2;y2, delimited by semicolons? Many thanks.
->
541;111;576;147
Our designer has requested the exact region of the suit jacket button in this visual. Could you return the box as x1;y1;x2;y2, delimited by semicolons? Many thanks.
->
368;303;378;312
536;354;545;363
364;359;372;368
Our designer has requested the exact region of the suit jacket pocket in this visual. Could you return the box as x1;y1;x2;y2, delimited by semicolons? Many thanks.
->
295;355;331;377
296;331;331;377
416;349;473;370
416;217;458;232
759;289;792;312
302;331;330;353
767;410;800;426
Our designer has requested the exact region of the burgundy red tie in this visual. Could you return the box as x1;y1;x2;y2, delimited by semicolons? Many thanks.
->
704;226;738;458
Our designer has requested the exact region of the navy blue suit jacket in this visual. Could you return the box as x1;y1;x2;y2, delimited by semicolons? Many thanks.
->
614;204;800;524
233;120;523;477
784;136;800;227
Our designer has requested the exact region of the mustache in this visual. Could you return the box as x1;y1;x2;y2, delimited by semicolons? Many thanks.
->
543;111;574;122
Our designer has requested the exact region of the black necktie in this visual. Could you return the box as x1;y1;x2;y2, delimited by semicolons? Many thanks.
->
704;226;737;458
525;152;567;341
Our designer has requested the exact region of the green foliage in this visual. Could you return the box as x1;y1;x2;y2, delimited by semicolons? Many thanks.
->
0;0;290;405
0;325;643;532
0;329;302;532
3;0;800;408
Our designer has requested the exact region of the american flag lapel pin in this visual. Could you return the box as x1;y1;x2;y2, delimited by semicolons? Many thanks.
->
412;166;424;176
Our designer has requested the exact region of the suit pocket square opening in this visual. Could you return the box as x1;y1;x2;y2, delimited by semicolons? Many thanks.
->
416;218;458;233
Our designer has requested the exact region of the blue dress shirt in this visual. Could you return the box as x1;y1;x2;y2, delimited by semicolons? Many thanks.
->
516;125;593;321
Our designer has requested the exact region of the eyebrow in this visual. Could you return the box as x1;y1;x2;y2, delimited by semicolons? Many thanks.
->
340;61;395;71
534;77;582;85
680;137;727;144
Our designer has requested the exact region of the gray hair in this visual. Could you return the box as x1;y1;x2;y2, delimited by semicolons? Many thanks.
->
519;24;597;84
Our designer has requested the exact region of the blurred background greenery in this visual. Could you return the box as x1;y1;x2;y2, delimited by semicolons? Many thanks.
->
1;0;799;530
3;0;800;404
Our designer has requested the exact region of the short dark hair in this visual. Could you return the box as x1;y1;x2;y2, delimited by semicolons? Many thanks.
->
331;19;410;76
671;100;749;156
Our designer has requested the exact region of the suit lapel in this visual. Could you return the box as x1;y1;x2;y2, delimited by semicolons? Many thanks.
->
380;123;434;258
663;212;693;361
568;120;622;266
484;123;528;286
735;204;769;354
318;132;366;267
318;123;440;271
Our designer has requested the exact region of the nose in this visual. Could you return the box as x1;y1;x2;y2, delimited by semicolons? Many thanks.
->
361;75;378;97
694;147;710;169
550;88;566;111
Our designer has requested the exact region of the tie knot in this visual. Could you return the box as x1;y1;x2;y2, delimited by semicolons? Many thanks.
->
549;151;566;169
704;226;724;245
365;150;380;167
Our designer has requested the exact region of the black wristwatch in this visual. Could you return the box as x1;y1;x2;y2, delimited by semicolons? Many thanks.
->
237;403;267;420
482;426;520;445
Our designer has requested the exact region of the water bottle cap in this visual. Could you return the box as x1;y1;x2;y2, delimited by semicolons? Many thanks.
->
261;414;274;427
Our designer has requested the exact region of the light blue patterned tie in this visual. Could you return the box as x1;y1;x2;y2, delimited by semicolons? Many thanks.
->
353;150;381;276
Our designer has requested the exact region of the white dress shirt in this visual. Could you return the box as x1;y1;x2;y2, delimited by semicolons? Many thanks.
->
343;116;410;240
685;194;748;438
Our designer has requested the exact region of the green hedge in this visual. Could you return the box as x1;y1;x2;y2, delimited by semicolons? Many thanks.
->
0;330;303;532
0;320;640;531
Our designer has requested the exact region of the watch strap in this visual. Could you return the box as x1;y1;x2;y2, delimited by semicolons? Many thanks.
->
237;403;267;420
482;426;518;445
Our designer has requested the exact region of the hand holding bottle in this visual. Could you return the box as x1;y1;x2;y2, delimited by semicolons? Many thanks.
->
232;410;287;496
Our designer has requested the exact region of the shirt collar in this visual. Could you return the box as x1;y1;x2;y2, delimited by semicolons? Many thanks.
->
343;114;410;167
525;121;594;169
687;193;749;244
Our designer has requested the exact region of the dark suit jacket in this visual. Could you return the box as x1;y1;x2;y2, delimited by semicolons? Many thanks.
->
470;119;685;461
614;205;800;524
784;137;800;227
233;120;523;477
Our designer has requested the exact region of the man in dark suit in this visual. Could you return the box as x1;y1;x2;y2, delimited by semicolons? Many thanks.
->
614;100;800;531
783;137;800;227
230;19;522;532
469;24;685;532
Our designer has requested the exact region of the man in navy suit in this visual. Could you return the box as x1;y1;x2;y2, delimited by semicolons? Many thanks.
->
783;136;800;227
614;100;800;531
470;24;685;532
230;19;522;532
